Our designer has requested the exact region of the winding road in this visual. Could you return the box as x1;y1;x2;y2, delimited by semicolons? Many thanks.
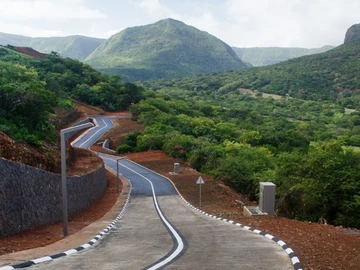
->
29;116;294;269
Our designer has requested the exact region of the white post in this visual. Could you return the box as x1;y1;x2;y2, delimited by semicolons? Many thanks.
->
199;183;202;210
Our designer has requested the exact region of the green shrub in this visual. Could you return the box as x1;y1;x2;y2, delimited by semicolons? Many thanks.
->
117;144;133;154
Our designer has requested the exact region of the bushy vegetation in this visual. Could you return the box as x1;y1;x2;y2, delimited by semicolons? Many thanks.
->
0;61;56;146
124;87;360;228
0;46;144;145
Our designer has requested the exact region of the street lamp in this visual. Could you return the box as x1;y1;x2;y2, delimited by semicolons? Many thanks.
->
60;122;94;236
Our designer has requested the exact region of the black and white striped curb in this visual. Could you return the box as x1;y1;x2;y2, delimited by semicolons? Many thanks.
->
178;196;303;270
0;194;131;270
125;159;303;270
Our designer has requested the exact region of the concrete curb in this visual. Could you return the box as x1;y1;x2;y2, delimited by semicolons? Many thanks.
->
102;139;116;154
0;176;132;270
125;159;303;270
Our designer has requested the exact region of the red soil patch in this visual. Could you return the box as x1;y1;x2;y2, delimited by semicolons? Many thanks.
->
13;47;47;59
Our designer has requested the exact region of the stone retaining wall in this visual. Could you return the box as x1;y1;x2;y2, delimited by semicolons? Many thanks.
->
0;158;106;237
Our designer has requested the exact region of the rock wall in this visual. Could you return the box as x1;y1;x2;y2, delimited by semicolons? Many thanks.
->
344;23;360;44
0;158;106;237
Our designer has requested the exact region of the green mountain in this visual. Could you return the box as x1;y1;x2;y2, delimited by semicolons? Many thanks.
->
232;46;335;67
85;18;247;81
0;32;105;60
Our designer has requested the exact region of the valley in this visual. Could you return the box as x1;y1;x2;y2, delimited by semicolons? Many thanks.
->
1;16;360;270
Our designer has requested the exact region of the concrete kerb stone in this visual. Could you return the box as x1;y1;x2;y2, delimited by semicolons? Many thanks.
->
0;169;133;270
124;159;303;270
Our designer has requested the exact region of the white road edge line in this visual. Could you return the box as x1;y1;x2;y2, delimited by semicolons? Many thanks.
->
102;157;184;270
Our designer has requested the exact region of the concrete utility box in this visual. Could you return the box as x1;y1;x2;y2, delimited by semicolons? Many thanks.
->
174;163;180;174
259;182;276;216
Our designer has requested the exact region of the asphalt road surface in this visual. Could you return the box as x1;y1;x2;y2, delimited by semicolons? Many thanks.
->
30;116;294;269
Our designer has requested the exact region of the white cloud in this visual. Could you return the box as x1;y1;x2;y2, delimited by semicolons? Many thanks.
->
135;0;177;19
0;22;68;37
0;0;107;21
221;0;360;47
0;0;359;47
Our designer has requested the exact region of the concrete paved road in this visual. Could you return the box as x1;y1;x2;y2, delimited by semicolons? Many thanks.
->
29;116;294;269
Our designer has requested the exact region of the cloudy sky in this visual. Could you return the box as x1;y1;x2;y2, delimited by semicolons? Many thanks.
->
0;0;359;48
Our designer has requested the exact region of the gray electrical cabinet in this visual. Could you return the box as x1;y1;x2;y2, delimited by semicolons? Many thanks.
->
259;182;276;216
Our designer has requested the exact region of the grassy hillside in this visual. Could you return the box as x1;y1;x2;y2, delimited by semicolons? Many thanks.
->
85;18;247;81
0;32;104;60
232;45;334;66
145;40;360;104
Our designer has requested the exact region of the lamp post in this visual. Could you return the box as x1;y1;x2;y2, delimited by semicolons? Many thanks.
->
60;122;93;236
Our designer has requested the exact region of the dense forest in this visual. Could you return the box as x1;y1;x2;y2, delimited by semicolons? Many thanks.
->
122;89;360;228
0;45;143;146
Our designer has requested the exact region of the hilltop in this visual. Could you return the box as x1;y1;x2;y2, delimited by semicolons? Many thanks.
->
344;23;360;43
85;18;247;81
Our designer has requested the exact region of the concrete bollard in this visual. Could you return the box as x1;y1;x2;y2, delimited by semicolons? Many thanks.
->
259;182;276;216
174;163;180;174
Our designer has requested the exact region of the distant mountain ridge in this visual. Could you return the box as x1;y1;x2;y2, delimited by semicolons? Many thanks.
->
84;18;247;81
0;19;341;80
232;46;335;67
0;32;105;60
